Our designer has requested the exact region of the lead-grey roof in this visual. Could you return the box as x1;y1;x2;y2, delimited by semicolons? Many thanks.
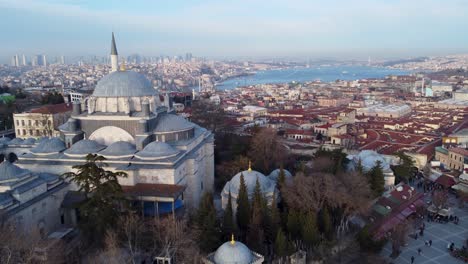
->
135;141;179;159
99;141;136;157
8;138;24;145
213;241;254;264
64;140;105;156
0;137;11;144
14;178;45;194
155;114;195;133
0;192;14;206
0;161;30;182
92;71;156;97
23;138;36;145
30;138;66;154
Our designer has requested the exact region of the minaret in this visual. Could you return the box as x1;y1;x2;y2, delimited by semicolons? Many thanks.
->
110;32;119;72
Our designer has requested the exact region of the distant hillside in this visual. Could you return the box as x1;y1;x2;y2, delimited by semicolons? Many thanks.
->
382;57;429;67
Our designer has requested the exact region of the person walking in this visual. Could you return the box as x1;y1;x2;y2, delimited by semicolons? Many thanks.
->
411;256;415;264
418;248;422;255
429;240;432;247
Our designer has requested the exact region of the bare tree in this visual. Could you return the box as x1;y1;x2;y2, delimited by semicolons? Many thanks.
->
0;213;48;264
390;220;411;257
249;128;287;173
432;189;449;210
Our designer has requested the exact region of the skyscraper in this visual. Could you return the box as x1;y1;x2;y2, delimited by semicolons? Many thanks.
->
22;54;26;66
14;55;19;67
60;55;65;65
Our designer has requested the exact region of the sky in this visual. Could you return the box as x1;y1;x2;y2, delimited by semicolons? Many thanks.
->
1;0;468;60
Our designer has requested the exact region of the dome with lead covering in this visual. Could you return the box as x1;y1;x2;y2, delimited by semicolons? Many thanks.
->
155;114;195;133
8;138;24;145
23;138;36;145
64;140;106;157
268;168;293;182
223;169;274;197
213;240;253;264
135;141;179;160
30;138;66;155
0;161;30;182
99;141;136;158
93;71;156;97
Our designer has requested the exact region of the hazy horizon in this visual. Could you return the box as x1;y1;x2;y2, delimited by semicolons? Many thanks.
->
1;0;468;61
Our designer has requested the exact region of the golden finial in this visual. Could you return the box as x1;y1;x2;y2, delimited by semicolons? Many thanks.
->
248;161;252;171
120;59;126;71
231;234;235;245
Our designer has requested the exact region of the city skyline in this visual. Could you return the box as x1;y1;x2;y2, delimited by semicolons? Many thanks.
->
1;0;468;60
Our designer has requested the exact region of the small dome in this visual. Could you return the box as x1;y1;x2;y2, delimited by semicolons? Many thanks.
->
31;138;66;155
268;168;292;182
0;161;30;182
0;137;11;144
213;240;253;264
8;138;24;145
36;137;49;144
23;138;36;145
353;150;390;171
99;141;136;158
155;114;194;133
224;169;274;197
93;71;156;97
135;141;179;160
64;140;106;156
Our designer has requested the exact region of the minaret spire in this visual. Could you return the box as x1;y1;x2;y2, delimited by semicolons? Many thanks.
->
110;32;119;72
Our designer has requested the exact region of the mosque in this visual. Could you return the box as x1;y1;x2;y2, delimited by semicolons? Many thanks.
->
0;33;214;220
221;163;292;211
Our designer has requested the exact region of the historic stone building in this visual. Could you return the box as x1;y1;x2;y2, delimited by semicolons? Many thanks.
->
0;34;214;216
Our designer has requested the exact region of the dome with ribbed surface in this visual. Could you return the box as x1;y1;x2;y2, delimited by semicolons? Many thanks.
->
223;169;274;197
93;71;156;97
23;138;36;145
0;161;30;182
268;168;293;182
213;240;253;264
64;140;105;156
135;141;179;160
31;138;66;155
99;141;136;158
8;138;24;145
155;114;194;133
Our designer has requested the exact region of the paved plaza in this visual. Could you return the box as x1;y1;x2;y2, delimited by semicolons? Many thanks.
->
381;193;468;264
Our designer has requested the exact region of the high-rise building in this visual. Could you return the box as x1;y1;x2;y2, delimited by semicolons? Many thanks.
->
22;54;26;66
185;52;193;62
60;55;65;65
42;54;47;67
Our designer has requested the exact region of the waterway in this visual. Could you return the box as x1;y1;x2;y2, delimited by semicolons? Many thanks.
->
217;65;410;90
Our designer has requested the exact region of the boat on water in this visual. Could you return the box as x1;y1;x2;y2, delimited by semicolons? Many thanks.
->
342;71;348;74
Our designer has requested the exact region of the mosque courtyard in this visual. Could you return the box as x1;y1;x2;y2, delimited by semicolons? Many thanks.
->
380;193;468;264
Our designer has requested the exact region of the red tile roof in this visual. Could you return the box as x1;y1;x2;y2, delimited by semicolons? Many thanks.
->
30;103;72;114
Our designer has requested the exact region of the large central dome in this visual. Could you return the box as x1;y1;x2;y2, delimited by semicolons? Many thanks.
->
93;71;156;97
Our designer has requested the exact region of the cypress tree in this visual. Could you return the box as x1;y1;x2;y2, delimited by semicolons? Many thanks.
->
222;190;236;240
277;165;286;188
197;192;221;252
302;211;319;250
236;173;250;232
248;178;266;254
356;158;364;175
274;228;288;259
287;209;301;241
269;194;281;243
320;207;333;241
369;160;385;197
